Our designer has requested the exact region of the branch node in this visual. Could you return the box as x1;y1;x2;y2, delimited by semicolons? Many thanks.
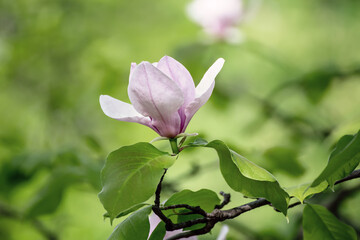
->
215;191;231;209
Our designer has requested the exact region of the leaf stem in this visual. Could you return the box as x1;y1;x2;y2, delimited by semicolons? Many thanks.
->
169;138;179;154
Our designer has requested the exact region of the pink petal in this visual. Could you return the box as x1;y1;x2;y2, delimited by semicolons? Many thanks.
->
156;56;196;107
156;56;196;131
130;62;137;72
128;62;184;137
183;58;225;131
99;95;153;127
129;62;137;79
130;62;157;78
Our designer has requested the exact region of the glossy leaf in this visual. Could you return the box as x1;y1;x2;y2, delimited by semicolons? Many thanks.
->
165;189;220;211
148;221;166;240
285;181;328;203
99;142;175;221
204;140;289;215
303;204;356;240
104;203;149;221
230;150;276;182
311;131;360;189
108;206;152;240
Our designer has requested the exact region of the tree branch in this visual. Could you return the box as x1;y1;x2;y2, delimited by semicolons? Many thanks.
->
154;169;360;240
160;204;207;217
334;169;360;185
154;168;168;207
215;191;231;209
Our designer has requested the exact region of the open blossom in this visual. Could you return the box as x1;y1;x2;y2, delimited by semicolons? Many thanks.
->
100;56;225;138
187;0;243;42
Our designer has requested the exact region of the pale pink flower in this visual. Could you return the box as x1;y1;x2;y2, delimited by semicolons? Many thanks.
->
100;56;224;138
187;0;244;42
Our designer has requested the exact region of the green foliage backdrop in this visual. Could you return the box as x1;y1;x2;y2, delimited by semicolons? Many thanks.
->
0;0;360;239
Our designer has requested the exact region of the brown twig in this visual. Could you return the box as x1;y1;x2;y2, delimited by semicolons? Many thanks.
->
152;169;360;240
160;204;207;217
334;169;360;185
215;191;231;209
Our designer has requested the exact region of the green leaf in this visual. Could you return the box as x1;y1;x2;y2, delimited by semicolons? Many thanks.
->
285;181;328;203
108;206;152;240
188;138;208;147
148;221;166;240
204;140;289;215
164;189;221;230
311;131;360;189
104;203;149;221
177;210;203;231
25;167;81;218
98;142;175;221
303;204;357;240
263;147;305;177
231;150;276;182
164;189;220;212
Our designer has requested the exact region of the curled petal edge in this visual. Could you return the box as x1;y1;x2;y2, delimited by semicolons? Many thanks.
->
183;58;225;131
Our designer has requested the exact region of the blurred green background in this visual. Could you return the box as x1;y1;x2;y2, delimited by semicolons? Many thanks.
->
1;0;360;239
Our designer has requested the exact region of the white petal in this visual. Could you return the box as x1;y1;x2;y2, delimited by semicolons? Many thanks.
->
128;62;184;119
130;62;137;72
183;58;225;131
195;58;225;98
129;62;137;79
99;95;151;126
156;56;196;107
128;62;184;137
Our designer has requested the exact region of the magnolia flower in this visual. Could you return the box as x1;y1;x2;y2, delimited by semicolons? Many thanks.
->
100;56;225;138
187;0;244;42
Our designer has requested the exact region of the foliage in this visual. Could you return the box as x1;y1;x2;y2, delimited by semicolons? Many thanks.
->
303;204;357;240
311;131;360;189
108;206;152;240
99;143;174;221
1;0;360;239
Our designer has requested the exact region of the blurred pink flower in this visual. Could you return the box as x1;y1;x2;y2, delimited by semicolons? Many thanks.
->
187;0;244;42
100;56;224;138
